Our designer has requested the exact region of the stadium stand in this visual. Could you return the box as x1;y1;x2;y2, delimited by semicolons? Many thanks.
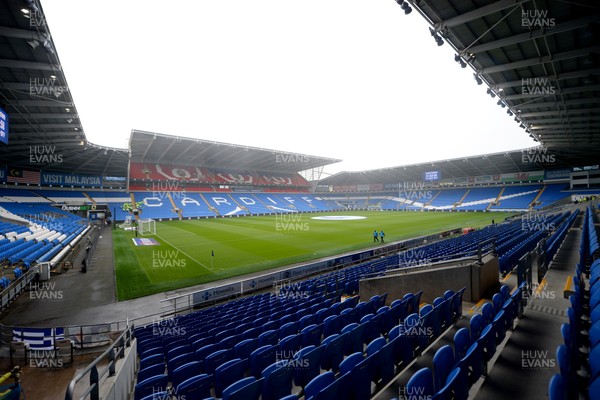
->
33;190;91;204
0;189;49;203
128;162;311;189
201;193;251;217
454;187;502;211
0;202;88;268
0;0;597;398
133;281;469;400
488;185;542;211
531;184;571;209
423;188;467;210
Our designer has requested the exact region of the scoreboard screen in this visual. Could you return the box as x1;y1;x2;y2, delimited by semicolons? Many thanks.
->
0;107;8;144
88;211;106;220
424;170;441;181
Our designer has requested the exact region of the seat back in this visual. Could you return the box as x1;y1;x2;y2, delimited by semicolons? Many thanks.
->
433;345;455;392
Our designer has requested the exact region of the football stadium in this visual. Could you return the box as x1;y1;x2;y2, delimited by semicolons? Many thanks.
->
0;1;599;400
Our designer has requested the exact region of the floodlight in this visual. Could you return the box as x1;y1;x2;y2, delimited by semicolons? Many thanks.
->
429;27;444;46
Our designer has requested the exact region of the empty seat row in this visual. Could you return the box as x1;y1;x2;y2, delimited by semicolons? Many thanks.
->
550;206;600;400
402;283;525;400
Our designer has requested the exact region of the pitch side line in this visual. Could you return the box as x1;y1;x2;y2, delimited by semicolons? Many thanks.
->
155;233;215;272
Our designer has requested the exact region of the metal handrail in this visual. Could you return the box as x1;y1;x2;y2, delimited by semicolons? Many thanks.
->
64;322;134;400
0;268;37;312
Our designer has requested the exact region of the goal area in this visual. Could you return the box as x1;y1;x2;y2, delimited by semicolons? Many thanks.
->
139;219;156;236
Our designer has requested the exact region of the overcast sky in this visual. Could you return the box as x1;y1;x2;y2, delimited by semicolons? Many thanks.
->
41;0;535;176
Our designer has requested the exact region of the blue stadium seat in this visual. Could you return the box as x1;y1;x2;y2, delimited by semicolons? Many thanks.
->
476;324;496;367
293;345;325;388
456;342;483;384
323;315;343;337
139;354;164;371
167;341;192;363
453;328;471;361
261;360;294;400
392;331;415;367
590;322;600;349
405;367;434;400
492;310;507;344
234;338;258;369
250;345;277;378
375;339;396;384
139;391;170;400
195;343;222;362
220;334;242;350
492;293;504;315
215;358;246;397
361;314;382;345
167;352;193;377
222;376;264;400
556;344;574;396
433;345;455;392
434;297;451;332
481;303;494;326
319;335;345;371
433;366;468;400
279;321;300;339
175;373;212;400
258;329;279;347
469;314;484;342
137;364;165;384
590;345;600;382
346;356;373;400
342;323;365;355
548;374;565;400
134;374;168;400
304;371;336;400
171;361;202;388
301;324;324;348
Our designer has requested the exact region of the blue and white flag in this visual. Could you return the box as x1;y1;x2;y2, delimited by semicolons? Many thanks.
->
13;327;64;350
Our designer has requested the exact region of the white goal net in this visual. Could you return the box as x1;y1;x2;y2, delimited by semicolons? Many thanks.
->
139;219;156;236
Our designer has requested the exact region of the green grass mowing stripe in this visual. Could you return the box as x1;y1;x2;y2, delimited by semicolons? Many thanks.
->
154;232;214;272
113;211;514;300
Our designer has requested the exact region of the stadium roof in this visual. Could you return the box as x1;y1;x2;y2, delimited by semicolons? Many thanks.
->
319;147;566;185
129;130;341;173
0;0;598;180
322;0;600;185
412;0;599;166
0;0;128;176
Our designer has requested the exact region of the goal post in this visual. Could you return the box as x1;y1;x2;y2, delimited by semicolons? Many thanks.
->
139;219;156;236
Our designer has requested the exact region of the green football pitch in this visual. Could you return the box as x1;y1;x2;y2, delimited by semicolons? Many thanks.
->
113;211;514;300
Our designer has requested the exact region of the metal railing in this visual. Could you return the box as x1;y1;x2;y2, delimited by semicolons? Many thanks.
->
64;322;134;400
57;224;101;272
0;268;37;312
360;239;497;280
